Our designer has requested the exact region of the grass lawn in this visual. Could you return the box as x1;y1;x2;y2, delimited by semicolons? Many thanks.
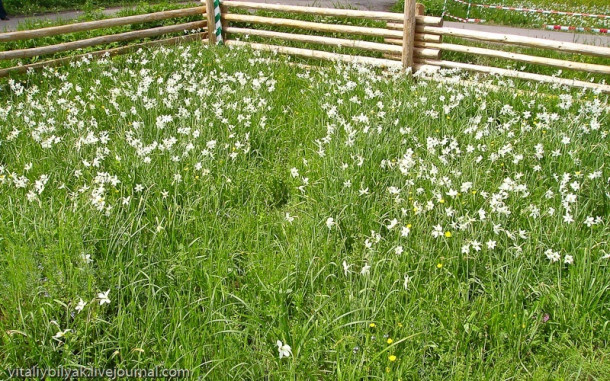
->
0;43;609;379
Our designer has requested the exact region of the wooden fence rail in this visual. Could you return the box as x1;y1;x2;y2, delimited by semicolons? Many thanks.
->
216;0;609;92
0;7;206;43
0;21;206;61
220;1;442;25
0;0;608;92
0;6;210;78
418;25;610;58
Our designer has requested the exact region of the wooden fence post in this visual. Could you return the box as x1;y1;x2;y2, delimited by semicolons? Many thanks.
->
205;0;215;44
402;0;416;71
205;0;223;44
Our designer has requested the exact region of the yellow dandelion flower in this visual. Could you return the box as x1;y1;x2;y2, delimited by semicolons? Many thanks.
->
444;231;452;238
389;355;397;362
406;224;412;229
369;323;376;328
437;263;443;269
387;338;393;344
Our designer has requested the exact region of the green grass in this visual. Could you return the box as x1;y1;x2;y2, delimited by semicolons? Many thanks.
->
0;43;609;379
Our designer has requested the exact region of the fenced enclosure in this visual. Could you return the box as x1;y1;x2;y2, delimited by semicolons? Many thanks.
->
0;0;609;92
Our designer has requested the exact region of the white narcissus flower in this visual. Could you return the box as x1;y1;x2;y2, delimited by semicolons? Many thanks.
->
545;250;561;263
360;263;371;275
342;261;351;276
81;253;93;264
277;340;292;359
98;290;111;305
326;217;335;229
75;298;87;313
285;212;295;223
53;329;71;340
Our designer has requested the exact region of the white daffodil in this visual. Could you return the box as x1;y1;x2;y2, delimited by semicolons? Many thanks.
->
342;261;351;276
326;217;335;229
277;340;292;359
75;298;87;313
285;213;295;223
53;329;71;340
98;290;111;305
81;253;93;264
360;263;371;275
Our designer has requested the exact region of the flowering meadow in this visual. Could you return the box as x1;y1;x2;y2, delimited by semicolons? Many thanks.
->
0;44;609;378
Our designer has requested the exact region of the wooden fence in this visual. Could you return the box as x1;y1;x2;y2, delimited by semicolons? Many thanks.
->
0;0;609;93
0;6;209;77
217;0;610;93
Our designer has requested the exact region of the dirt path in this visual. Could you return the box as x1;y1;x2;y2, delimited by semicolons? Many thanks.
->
1;0;608;47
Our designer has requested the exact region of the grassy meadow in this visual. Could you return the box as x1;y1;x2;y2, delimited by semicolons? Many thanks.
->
0;43;609;379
